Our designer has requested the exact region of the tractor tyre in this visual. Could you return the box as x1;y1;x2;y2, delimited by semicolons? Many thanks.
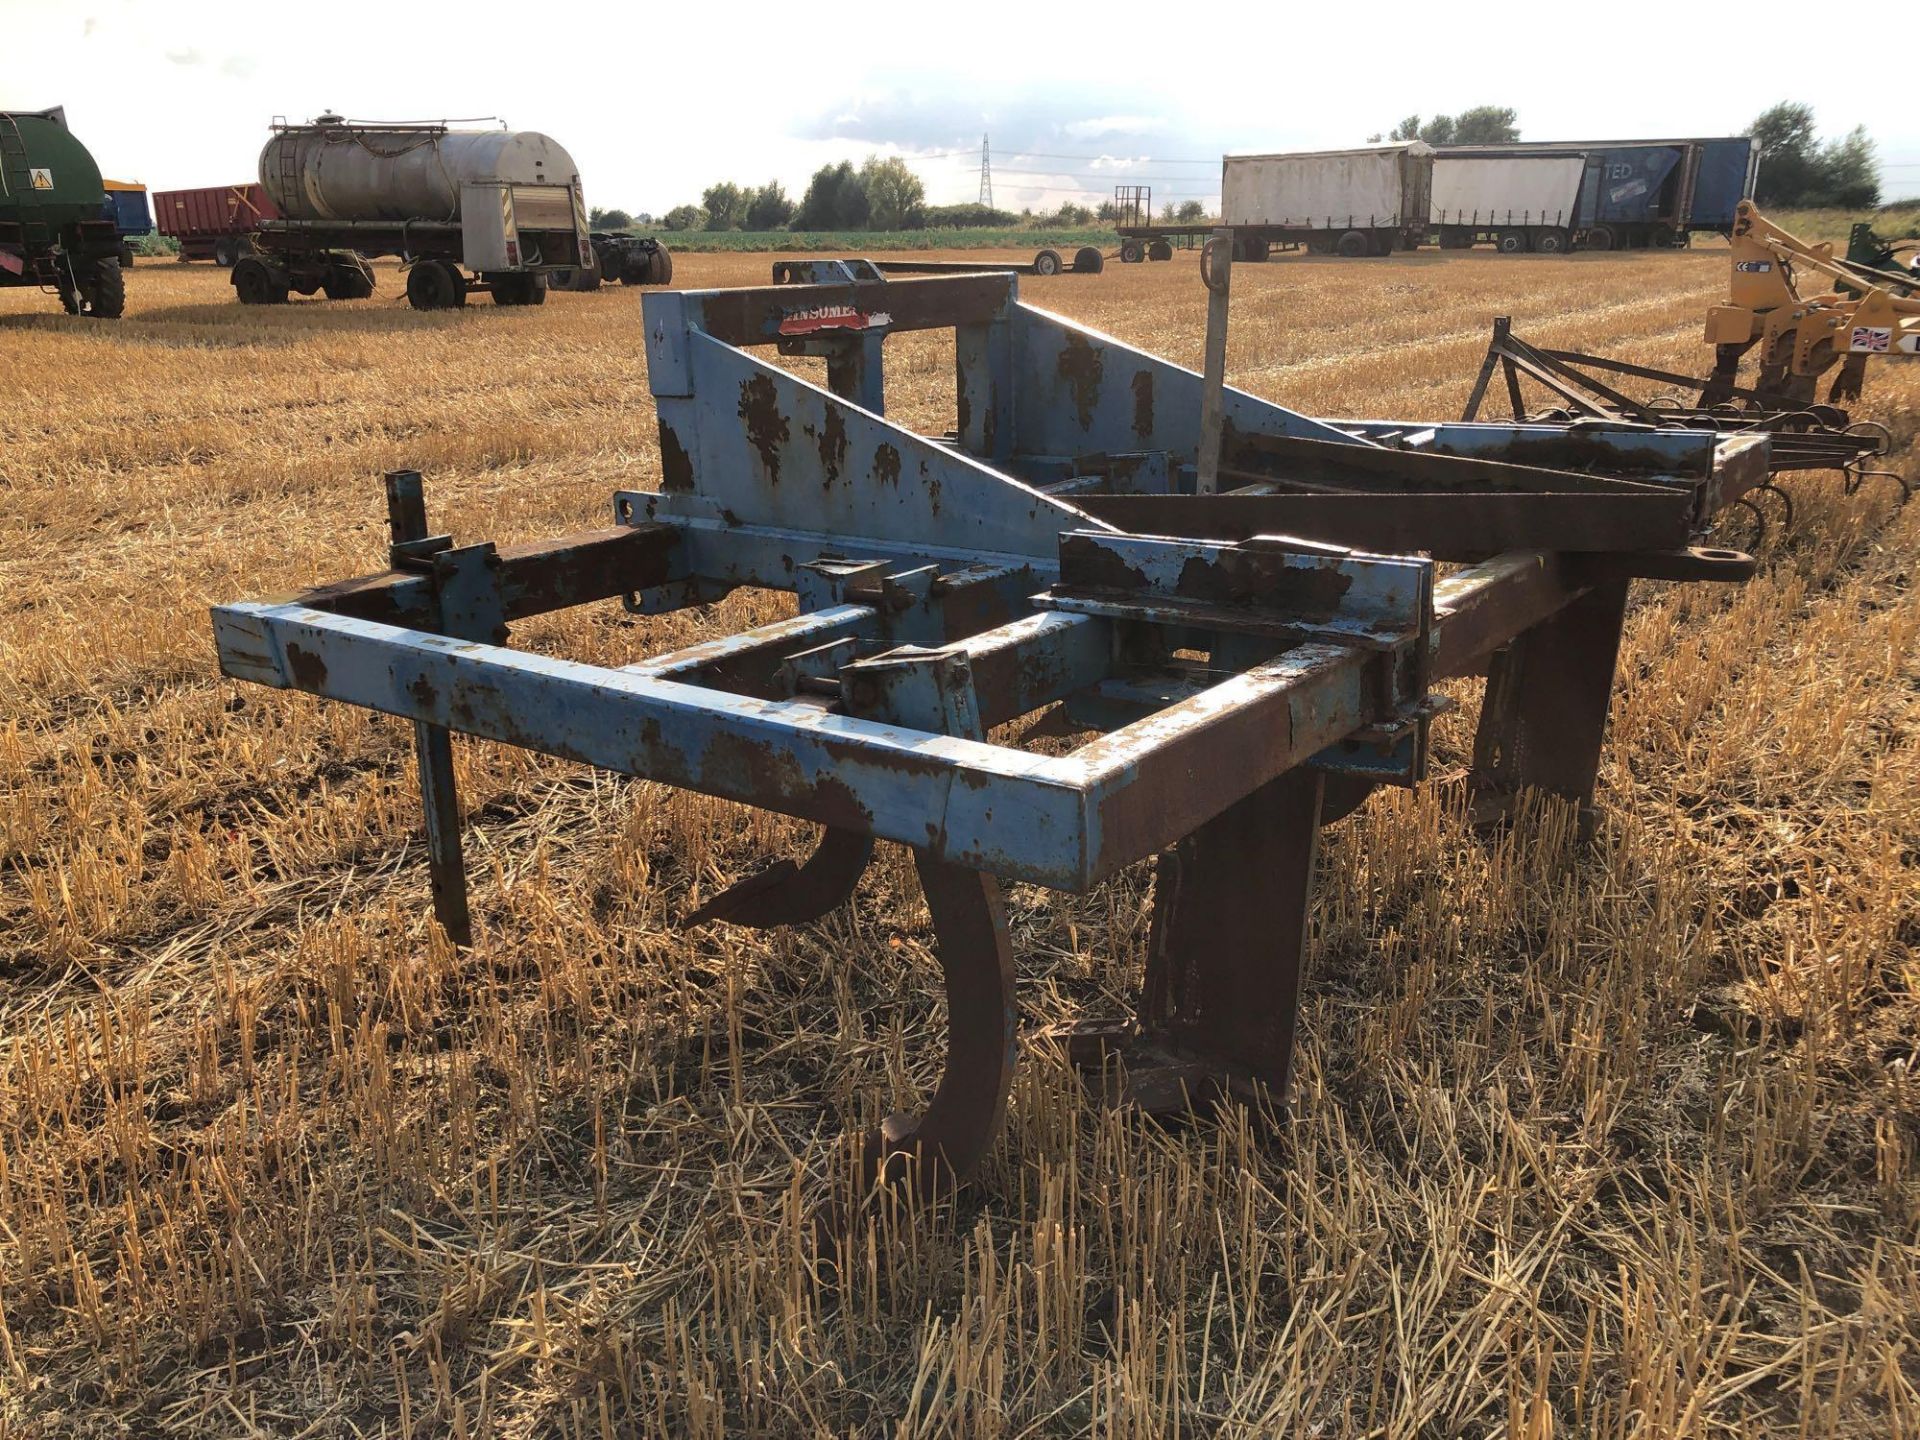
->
406;260;465;310
232;256;287;306
648;247;673;285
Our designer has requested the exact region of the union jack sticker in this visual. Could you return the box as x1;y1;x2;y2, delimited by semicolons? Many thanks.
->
1850;326;1892;353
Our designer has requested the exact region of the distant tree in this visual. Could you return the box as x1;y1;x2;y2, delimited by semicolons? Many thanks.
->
1381;107;1520;146
1032;201;1093;227
924;202;1019;228
1751;102;1880;208
1176;199;1207;222
1096;199;1122;221
859;156;926;230
795;160;868;230
1161;201;1177;222
633;212;653;226
589;206;633;230
1449;106;1520;144
1822;127;1881;208
661;204;706;232
701;182;747;231
745;181;795;231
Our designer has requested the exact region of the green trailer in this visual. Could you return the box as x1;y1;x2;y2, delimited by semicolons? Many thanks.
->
0;107;125;318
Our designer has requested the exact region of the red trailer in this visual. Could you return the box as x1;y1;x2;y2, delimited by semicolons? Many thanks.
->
153;183;279;265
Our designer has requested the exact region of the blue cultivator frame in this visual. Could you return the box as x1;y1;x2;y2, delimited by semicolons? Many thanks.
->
214;266;1766;1211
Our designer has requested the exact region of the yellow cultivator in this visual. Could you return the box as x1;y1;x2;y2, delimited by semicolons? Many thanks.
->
1705;200;1920;403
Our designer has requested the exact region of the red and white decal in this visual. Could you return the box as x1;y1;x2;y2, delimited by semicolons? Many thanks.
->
0;248;22;276
1850;325;1892;353
778;304;892;336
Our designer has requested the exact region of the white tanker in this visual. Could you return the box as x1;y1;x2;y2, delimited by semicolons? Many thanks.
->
231;114;640;310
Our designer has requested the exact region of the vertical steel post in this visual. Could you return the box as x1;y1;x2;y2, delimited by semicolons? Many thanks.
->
1140;765;1324;1101
1196;228;1234;495
384;470;473;947
1468;578;1630;838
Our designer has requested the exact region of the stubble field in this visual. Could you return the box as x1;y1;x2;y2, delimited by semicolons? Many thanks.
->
0;245;1916;1437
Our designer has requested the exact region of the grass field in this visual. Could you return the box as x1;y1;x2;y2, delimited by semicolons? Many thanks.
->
1;245;1916;1437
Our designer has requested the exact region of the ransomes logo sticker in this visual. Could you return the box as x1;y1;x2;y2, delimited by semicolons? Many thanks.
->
29;168;52;190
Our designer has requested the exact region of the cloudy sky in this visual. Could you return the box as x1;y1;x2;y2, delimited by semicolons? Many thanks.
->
8;3;1920;212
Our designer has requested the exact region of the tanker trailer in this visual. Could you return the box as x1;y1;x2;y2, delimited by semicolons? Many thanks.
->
234;114;594;309
0;107;126;318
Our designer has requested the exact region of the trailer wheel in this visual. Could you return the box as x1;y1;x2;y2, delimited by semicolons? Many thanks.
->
1148;239;1172;261
213;237;237;268
1335;230;1370;258
648;247;673;285
1533;229;1568;254
1072;245;1104;274
1583;225;1615;252
1495;231;1529;254
232;256;287;306
74;256;125;319
1033;248;1063;276
1120;239;1145;264
406;260;465;311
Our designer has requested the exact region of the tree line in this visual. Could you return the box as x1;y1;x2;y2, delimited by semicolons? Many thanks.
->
593;153;1211;235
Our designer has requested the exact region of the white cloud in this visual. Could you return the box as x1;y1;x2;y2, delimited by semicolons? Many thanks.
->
1064;115;1167;141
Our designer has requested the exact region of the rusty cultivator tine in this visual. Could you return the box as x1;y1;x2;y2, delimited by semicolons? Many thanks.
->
858;856;1020;1202
680;827;874;931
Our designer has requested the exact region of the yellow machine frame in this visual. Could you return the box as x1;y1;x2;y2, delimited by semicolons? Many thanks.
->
1705;200;1920;403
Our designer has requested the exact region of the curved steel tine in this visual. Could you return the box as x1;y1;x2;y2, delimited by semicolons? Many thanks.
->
856;855;1019;1208
1757;482;1796;532
680;827;874;930
1729;497;1767;550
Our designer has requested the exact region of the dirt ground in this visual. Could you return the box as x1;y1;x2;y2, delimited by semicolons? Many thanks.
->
1;247;1915;1436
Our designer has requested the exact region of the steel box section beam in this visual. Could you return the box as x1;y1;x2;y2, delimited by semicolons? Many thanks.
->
211;600;1363;891
1070;491;1695;557
616;500;1062;601
1002;303;1367;461
1341;419;1719;476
